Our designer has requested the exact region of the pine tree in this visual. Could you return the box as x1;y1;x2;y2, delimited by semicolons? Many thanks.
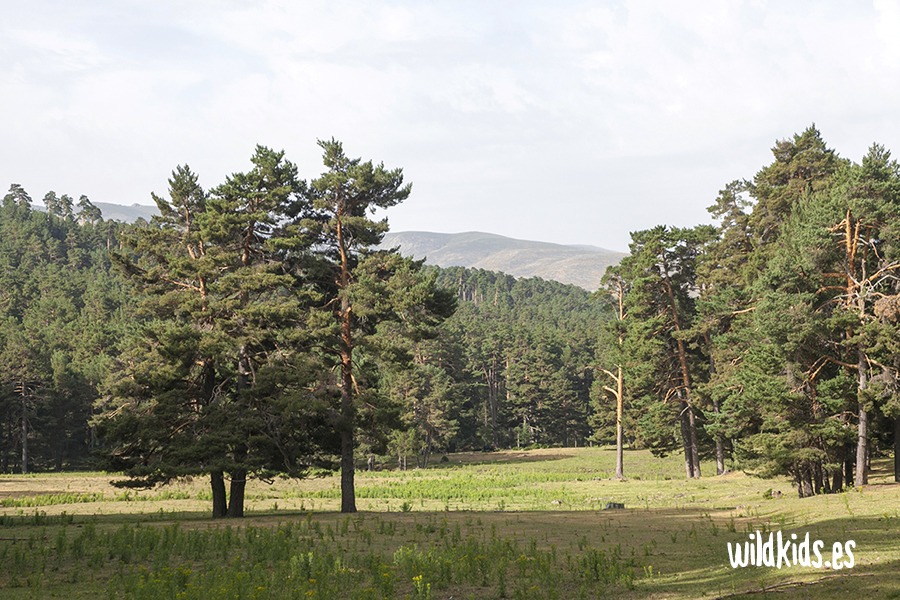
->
98;148;320;517
614;225;714;478
290;139;447;512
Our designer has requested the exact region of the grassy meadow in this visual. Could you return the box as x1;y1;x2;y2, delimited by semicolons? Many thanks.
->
0;447;898;599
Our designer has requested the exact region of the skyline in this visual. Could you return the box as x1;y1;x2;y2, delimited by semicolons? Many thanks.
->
3;1;900;252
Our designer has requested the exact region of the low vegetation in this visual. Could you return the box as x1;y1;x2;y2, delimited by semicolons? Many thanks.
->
1;447;897;599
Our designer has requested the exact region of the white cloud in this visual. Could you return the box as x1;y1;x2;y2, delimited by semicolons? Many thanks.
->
2;1;900;251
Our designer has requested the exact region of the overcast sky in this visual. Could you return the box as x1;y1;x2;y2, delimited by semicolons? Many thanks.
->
3;1;899;251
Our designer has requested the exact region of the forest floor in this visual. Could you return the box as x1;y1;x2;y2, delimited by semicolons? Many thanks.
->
0;447;898;599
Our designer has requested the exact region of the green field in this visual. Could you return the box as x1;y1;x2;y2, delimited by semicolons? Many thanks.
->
1;447;898;599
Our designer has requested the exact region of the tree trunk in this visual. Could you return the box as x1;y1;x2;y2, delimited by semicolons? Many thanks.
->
680;401;695;479
1;424;7;472
704;338;727;476
483;358;500;449
211;470;227;518
855;350;869;486
227;469;246;518
844;455;854;488
339;299;357;513
662;267;700;479
799;466;814;498
813;462;824;495
714;427;726;475
894;415;900;483
335;208;358;514
340;354;356;512
615;366;624;480
687;403;701;478
831;466;843;494
20;386;27;475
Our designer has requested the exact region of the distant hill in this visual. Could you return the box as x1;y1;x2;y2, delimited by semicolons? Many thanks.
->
92;202;158;222
31;201;159;222
29;199;625;289
381;231;626;291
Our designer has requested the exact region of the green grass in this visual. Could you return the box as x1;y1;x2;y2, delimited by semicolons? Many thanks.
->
1;447;898;599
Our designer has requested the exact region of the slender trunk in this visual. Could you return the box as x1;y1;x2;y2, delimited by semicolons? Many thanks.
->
484;359;500;448
894;416;900;483
831;465;843;493
211;470;227;518
687;403;701;478
799;466;814;498
662;266;700;478
705;337;727;475
680;400;694;479
20;385;27;475
340;325;356;512
615;365;624;480
335;211;357;514
1;423;7;472
227;469;246;518
855;348;869;486
226;345;252;519
844;455;854;488
713;403;726;476
846;213;869;487
813;462;824;495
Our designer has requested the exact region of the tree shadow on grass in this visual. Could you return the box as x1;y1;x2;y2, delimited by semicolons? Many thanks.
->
647;513;900;599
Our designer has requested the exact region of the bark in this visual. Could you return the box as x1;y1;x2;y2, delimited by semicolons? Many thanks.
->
799;466;814;498
483;358;500;449
813;462;824;495
894;416;900;483
211;470;227;518
339;324;356;513
705;337;727;475
845;211;869;487
615;365;624;480
1;425;7;472
337;213;357;514
713;406;726;476
855;349;869;486
686;403;701;478
844;456;854;488
227;469;246;518
680;401;695;479
661;264;700;478
831;466;843;494
228;344;252;519
20;385;27;475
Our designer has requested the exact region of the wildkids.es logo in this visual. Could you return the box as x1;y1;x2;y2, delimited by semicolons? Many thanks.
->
727;531;855;569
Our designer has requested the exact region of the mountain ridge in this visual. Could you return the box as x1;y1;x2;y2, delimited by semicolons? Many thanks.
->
381;231;625;291
29;200;625;290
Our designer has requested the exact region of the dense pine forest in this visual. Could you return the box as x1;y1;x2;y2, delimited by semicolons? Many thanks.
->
2;127;900;514
601;125;900;496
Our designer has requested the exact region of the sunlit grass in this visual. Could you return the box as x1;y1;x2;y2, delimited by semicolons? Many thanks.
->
0;447;898;598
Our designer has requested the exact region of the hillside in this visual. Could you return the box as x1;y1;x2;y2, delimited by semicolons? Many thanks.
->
28;196;626;290
91;202;157;222
31;201;158;222
381;231;626;290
